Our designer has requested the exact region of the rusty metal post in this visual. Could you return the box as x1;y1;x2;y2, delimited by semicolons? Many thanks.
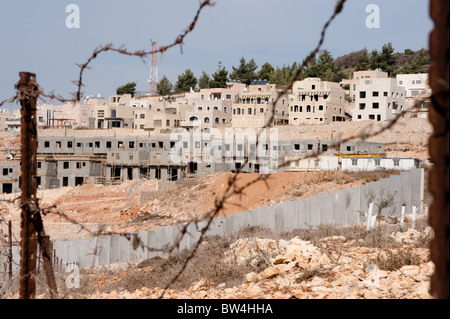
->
16;72;39;299
8;220;12;280
428;0;449;299
16;72;58;298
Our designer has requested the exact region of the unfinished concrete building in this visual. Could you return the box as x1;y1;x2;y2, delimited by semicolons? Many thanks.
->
0;128;385;193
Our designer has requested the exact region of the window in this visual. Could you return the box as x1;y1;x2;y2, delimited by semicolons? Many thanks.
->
294;144;300;151
359;91;366;98
312;85;315;89
140;114;145;119
76;142;83;148
237;144;243;151
384;91;388;97
63;162;69;169
118;141;123;148
375;159;381;166
393;159;400;166
106;141;112;148
359;103;366;110
37;162;41;169
306;105;311;112
95;141;100;148
129;141;135;148
357;115;362;119
372;102;379;109
56;141;61;148
226;94;231;99
399;80;403;85
307;144;313;151
318;105;323;111
248;108;252;115
2;168;8;176
352;159;358;166
369;114;375;120
166;119;170;126
67;141;73;148
98;110;104;118
158;142;164;148
372;91;379;97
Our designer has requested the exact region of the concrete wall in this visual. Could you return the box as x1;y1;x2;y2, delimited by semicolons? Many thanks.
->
0;169;424;272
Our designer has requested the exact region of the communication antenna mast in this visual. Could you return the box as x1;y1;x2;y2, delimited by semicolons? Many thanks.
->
148;40;158;96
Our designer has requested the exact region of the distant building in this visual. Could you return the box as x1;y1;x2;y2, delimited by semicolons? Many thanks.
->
396;73;430;119
231;80;289;128
288;78;350;125
351;75;405;122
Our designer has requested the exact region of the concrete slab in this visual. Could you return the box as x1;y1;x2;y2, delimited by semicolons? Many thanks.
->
410;168;424;212
332;190;347;225
146;229;161;258
284;201;298;232
308;195;321;226
319;193;334;225
224;214;235;238
109;235;121;263
345;187;361;224
232;211;247;234
274;203;286;232
296;198;310;229
118;235;130;263
97;236;111;266
66;239;79;264
400;171;412;213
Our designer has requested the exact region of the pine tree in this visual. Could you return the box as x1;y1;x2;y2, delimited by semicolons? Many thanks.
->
230;57;258;85
198;71;210;89
257;62;275;82
209;67;229;88
157;76;173;95
116;82;136;96
174;69;198;93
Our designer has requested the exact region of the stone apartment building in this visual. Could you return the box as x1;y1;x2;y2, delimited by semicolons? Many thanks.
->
351;75;406;122
231;80;290;128
288;78;350;125
396;73;430;118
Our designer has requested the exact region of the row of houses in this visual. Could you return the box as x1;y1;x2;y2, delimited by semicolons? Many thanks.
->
1;131;390;193
0;70;430;134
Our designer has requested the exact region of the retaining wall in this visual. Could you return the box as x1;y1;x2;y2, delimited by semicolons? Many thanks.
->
0;169;424;272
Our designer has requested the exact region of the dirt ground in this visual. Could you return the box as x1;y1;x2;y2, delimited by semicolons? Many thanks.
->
1;169;412;241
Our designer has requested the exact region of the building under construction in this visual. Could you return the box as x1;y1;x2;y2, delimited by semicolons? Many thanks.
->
0;132;386;194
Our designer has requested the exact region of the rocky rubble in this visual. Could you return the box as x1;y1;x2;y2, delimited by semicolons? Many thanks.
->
84;226;433;299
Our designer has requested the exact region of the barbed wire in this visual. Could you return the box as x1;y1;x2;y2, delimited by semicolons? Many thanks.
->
0;0;438;299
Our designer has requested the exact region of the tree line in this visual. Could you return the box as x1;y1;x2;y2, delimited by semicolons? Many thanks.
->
117;43;431;96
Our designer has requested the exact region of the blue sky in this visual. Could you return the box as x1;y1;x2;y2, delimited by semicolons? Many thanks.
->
0;0;432;110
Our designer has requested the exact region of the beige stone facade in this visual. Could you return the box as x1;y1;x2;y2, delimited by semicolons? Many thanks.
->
232;81;289;128
288;78;349;125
